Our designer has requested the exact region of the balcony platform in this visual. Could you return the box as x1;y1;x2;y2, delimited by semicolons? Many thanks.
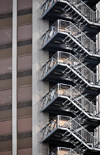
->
40;0;68;20
41;92;75;116
41;127;74;148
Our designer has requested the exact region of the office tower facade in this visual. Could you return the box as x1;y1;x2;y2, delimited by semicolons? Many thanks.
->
0;0;32;155
0;0;100;155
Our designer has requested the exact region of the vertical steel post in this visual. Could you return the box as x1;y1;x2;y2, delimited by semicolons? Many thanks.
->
12;0;17;155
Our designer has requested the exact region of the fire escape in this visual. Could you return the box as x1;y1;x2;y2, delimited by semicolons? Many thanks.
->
40;0;100;155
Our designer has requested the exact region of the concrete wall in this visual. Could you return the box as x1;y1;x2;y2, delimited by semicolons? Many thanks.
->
97;2;100;140
32;0;49;155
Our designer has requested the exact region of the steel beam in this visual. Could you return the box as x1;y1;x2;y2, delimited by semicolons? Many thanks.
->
12;0;17;155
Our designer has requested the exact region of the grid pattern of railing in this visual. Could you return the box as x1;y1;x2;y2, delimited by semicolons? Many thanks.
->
40;20;100;55
40;83;97;116
41;0;100;23
67;0;100;23
41;115;100;148
58;52;96;84
40;52;57;79
40;21;58;48
40;51;100;85
40;116;58;141
40;0;100;154
41;0;56;17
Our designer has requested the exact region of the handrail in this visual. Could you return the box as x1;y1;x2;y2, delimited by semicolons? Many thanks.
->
59;51;100;85
61;20;98;54
40;20;100;55
40;0;57;17
60;51;95;83
60;116;95;146
41;115;100;148
40;51;58;79
40;83;97;116
40;51;100;85
66;0;100;23
40;116;58;141
62;85;96;115
40;20;58;49
40;0;100;23
61;116;94;146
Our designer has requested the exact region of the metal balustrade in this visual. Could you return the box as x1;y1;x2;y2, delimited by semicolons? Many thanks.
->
40;0;57;17
64;22;96;53
40;116;58;141
40;20;100;55
40;83;98;117
40;51;100;86
62;116;94;145
61;52;96;84
48;147;80;155
41;115;100;149
40;51;58;79
40;0;100;23
40;20;58;49
40;1;100;154
67;0;100;23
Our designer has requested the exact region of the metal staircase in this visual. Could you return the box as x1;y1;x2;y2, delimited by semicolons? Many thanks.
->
40;20;100;58
40;83;100;129
63;0;99;24
40;0;100;35
40;51;100;94
61;116;100;150
40;0;100;155
40;115;100;153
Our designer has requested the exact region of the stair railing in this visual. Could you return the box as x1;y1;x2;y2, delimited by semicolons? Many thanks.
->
41;0;100;23
60;115;95;147
64;0;100;23
40;0;57;17
40;20;100;55
59;51;97;85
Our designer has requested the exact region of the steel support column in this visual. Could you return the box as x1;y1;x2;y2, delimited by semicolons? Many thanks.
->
12;0;17;155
